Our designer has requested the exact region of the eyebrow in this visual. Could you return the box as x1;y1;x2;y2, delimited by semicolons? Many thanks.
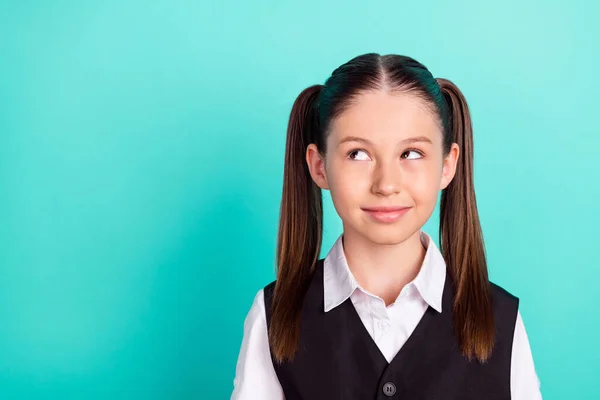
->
337;135;433;147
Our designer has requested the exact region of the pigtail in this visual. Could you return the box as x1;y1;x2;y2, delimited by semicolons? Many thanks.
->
436;78;495;363
269;84;324;363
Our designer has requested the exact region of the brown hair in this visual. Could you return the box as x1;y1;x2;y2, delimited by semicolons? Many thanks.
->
269;53;494;364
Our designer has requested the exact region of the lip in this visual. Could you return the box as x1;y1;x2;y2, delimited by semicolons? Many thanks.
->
362;206;411;223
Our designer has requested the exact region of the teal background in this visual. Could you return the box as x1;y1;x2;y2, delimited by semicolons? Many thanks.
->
1;1;598;399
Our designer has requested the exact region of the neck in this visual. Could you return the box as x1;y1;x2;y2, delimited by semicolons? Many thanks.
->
341;228;426;306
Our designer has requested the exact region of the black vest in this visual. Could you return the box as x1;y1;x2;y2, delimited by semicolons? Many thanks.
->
263;258;519;400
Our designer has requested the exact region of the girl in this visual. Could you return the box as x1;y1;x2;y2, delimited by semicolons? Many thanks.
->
231;53;542;399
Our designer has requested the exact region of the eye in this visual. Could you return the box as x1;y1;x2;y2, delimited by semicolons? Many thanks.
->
401;149;424;160
347;149;371;161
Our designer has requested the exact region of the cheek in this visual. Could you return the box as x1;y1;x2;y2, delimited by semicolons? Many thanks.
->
405;163;442;200
326;160;369;210
328;169;366;201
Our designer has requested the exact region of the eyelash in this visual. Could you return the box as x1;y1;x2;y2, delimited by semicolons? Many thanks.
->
347;148;424;160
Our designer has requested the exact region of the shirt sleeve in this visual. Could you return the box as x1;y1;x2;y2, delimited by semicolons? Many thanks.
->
231;289;285;400
510;309;543;399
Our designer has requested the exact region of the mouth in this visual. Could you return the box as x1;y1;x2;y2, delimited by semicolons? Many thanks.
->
361;206;412;223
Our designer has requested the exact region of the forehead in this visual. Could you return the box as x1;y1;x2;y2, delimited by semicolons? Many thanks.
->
329;90;442;145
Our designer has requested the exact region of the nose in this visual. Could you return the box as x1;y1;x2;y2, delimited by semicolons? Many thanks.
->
372;159;402;196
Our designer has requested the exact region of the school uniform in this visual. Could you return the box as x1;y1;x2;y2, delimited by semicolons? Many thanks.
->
231;231;542;399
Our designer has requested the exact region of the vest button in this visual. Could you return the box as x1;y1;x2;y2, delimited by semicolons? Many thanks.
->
382;382;396;396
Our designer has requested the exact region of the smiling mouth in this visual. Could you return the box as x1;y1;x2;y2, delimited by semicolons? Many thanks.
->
362;206;411;212
361;206;412;223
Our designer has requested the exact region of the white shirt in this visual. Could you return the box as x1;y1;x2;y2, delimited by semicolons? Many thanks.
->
232;231;542;399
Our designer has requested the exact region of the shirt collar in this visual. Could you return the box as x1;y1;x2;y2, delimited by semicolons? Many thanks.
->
323;230;446;314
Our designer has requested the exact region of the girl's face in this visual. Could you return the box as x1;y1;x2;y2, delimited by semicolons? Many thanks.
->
307;90;459;245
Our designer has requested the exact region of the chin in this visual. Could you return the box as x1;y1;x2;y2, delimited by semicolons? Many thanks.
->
359;224;416;246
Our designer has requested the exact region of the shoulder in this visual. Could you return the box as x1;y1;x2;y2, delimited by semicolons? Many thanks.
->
262;279;277;320
489;281;521;333
262;258;325;318
262;258;325;302
233;288;284;398
235;288;269;357
243;288;267;325
489;281;520;305
263;279;277;299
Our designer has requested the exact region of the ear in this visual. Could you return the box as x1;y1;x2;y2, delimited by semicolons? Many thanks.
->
440;143;460;190
306;143;330;190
